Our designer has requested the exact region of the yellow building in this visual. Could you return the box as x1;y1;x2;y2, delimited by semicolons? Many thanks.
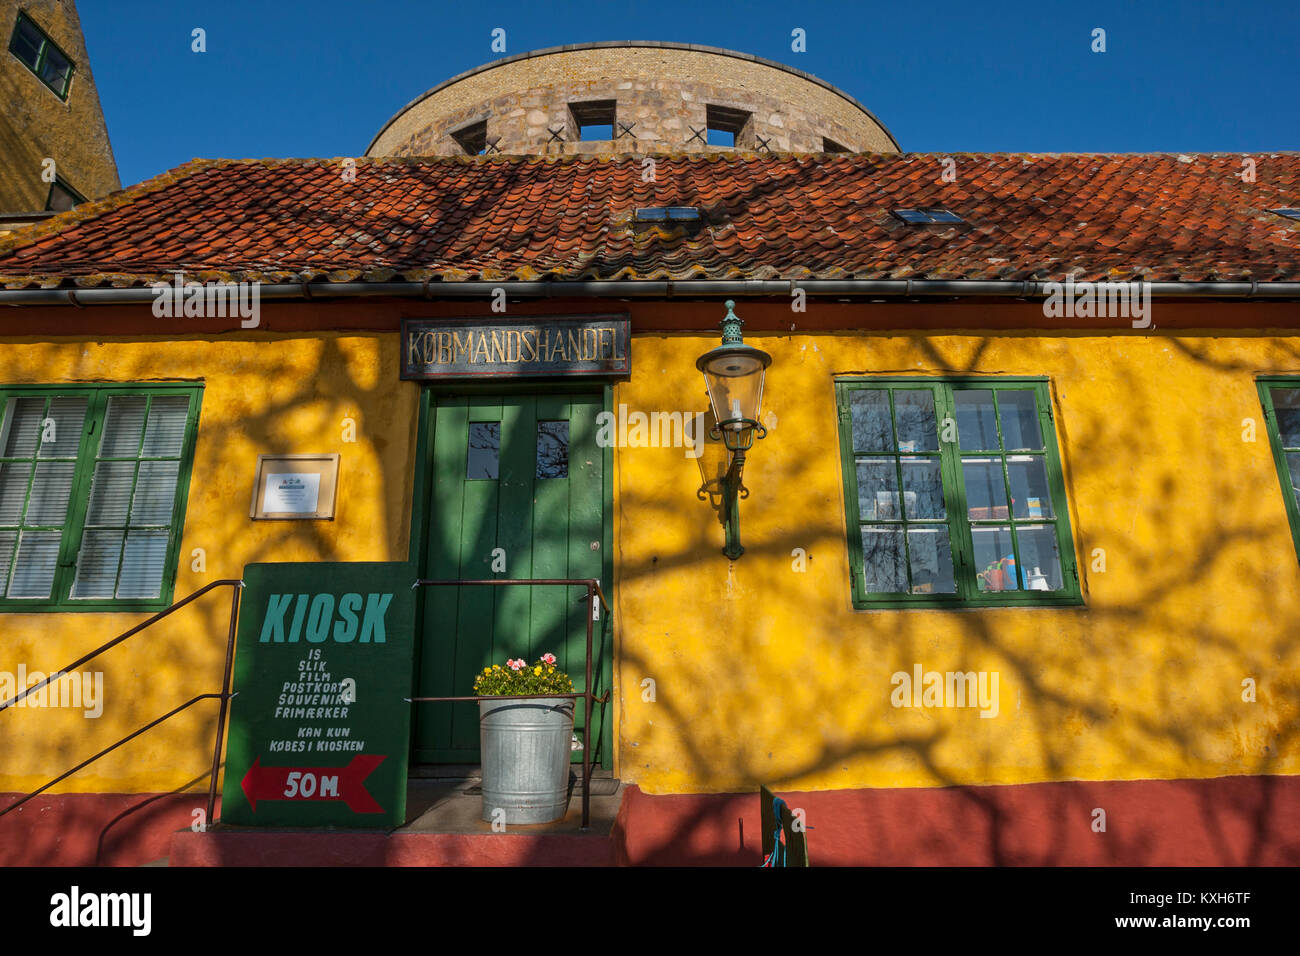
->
0;51;1298;868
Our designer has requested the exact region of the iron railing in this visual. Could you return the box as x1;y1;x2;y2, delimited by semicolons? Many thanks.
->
0;579;244;826
409;577;611;830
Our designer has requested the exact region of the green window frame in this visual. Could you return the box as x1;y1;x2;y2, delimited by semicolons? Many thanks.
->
0;384;202;612
8;11;75;100
835;377;1082;608
1256;378;1300;563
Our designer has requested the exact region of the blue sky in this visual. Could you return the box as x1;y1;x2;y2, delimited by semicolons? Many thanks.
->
78;0;1300;189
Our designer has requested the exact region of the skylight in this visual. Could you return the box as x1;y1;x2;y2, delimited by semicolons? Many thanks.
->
893;207;964;225
1271;208;1300;221
634;207;702;222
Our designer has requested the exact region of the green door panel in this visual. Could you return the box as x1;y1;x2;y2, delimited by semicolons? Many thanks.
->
416;391;606;765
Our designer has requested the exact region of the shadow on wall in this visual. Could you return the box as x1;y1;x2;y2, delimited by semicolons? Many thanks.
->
0;331;417;864
611;328;1300;865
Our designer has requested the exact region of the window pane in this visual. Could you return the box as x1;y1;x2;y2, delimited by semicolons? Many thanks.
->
900;458;945;518
972;526;1020;591
70;530;123;598
907;527;955;593
131;461;179;525
1;397;45;457
1016;526;1064;591
955;390;999;450
467;422;500;479
1285;453;1300;506
10;530;60;598
856;458;900;519
0;531;15;594
117;531;168;598
10;19;42;69
100;396;147;457
894;391;938;452
141;396;190;457
963;458;1009;519
849;391;892;452
40;45;71;92
85;461;135;525
26;461;75;525
38;396;88;457
997;391;1043;450
1007;457;1054;518
0;462;32;525
536;421;569;479
1273;388;1300;447
861;527;907;593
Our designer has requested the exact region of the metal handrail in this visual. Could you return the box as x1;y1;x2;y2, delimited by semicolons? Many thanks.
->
409;577;611;830
0;579;244;826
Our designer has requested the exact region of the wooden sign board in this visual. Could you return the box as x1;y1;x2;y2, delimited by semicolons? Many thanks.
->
401;316;631;380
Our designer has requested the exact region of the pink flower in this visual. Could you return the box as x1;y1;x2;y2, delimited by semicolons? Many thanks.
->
541;653;557;666
508;659;524;671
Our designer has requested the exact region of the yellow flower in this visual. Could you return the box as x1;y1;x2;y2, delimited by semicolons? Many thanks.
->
483;667;491;674
534;666;542;675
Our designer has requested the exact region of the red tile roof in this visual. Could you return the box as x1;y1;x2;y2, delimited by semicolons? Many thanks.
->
1;152;1298;289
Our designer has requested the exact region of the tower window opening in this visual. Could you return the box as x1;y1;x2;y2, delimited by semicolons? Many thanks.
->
706;104;753;149
570;100;617;141
450;119;489;155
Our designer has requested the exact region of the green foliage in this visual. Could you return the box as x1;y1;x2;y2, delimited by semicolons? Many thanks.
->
473;654;574;696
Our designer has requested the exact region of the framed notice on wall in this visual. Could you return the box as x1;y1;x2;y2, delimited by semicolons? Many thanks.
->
251;454;340;519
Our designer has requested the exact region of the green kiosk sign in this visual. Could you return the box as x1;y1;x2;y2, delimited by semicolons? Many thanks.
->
221;562;416;828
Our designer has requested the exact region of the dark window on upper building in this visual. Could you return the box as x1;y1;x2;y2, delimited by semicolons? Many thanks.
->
45;177;86;212
450;119;488;156
822;137;851;153
9;11;75;100
706;105;753;148
570;100;616;141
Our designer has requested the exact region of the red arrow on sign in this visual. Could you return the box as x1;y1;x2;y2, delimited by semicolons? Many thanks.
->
241;754;386;813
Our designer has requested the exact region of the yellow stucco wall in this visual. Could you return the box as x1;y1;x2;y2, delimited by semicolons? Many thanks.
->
612;331;1300;794
4;326;1299;798
0;334;419;793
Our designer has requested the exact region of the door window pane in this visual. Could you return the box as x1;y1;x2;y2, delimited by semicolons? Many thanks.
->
467;422;500;479
536;421;569;479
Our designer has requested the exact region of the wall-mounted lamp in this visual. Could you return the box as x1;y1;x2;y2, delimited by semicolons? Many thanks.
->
695;300;772;559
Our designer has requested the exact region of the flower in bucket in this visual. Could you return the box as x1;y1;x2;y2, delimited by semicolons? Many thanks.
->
474;653;574;696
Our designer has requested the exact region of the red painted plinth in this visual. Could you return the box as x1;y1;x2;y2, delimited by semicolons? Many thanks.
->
614;775;1300;866
0;792;213;867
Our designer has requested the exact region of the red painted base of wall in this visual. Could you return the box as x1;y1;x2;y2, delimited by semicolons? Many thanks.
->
7;774;1298;866
614;775;1300;866
0;792;212;867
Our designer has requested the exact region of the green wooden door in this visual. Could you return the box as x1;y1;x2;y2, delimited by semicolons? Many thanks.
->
415;392;606;764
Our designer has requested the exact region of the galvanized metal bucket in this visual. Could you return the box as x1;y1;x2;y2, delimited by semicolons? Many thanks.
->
479;696;575;824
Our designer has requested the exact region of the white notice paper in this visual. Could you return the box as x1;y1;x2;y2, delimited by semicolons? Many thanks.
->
262;472;321;514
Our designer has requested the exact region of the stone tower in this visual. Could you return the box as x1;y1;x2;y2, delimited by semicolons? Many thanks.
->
367;42;900;158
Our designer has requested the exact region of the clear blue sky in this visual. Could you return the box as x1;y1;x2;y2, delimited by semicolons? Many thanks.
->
79;0;1300;190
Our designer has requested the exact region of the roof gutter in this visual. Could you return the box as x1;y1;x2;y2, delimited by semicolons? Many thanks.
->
2;279;1300;307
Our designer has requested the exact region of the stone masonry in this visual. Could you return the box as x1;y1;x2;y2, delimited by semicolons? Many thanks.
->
366;42;900;157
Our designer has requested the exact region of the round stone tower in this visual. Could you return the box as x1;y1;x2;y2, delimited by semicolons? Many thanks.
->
366;41;900;157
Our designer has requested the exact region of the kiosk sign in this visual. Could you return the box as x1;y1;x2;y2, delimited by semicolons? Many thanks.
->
220;562;416;827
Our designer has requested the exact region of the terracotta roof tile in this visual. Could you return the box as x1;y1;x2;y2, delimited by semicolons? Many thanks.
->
1;152;1298;288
